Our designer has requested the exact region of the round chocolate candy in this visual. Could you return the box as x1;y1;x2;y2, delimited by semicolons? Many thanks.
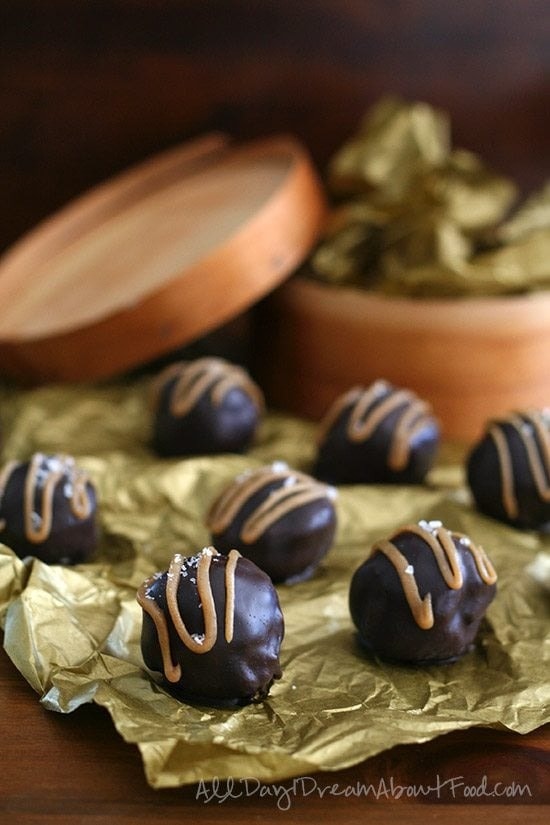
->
151;357;264;457
349;520;497;665
137;547;284;707
467;410;550;531
313;379;440;485
0;453;98;565
207;462;338;584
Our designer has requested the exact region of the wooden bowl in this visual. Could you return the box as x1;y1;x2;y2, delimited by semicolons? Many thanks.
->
258;277;550;442
0;134;326;383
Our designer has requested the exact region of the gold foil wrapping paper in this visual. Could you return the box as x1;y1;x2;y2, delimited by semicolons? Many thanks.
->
310;97;550;296
0;380;549;788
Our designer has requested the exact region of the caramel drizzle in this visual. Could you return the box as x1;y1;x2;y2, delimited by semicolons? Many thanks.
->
0;454;93;544
207;464;335;544
489;411;550;519
136;548;241;684
317;380;433;471
371;522;497;630
152;357;264;418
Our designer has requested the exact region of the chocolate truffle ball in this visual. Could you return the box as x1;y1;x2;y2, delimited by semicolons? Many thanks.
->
137;547;284;707
467;410;550;531
207;462;338;584
313;380;440;485
349;520;497;665
0;453;98;565
151;357;264;457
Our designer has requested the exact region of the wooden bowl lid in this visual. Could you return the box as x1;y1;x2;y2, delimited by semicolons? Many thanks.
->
0;133;326;383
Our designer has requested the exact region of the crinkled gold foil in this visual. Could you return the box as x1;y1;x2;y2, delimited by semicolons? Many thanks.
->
310;97;550;297
0;380;549;788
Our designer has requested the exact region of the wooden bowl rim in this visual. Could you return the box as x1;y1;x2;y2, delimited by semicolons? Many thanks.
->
279;276;550;332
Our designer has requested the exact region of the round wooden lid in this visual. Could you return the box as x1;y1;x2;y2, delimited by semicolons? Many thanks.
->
0;133;327;382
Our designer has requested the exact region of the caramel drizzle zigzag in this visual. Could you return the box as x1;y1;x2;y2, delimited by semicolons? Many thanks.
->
489;412;550;519
152;357;264;419
207;466;334;544
318;380;433;471
371;523;497;630
0;454;92;544
136;548;241;684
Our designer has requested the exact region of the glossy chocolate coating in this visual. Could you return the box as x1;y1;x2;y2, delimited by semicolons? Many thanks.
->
313;380;439;485
349;521;497;665
139;549;284;707
467;411;550;531
207;464;337;584
0;453;98;565
152;357;263;457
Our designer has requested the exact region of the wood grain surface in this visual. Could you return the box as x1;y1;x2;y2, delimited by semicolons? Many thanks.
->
0;645;548;823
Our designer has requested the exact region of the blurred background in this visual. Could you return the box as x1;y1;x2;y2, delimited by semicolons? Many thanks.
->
1;0;549;254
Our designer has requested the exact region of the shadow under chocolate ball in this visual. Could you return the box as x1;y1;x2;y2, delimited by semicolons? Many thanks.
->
349;521;497;665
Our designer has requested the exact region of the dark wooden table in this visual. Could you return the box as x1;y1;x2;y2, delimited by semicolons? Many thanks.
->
1;644;548;823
